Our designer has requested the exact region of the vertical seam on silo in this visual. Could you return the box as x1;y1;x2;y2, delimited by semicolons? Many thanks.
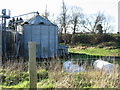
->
49;27;52;57
54;26;56;57
40;25;41;58
48;25;50;58
23;26;24;57
56;26;58;56
31;25;32;41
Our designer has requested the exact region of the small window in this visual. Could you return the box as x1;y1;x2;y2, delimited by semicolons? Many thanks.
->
24;22;29;24
39;22;44;24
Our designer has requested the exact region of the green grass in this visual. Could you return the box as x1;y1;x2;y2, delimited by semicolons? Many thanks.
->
69;48;119;56
1;81;30;88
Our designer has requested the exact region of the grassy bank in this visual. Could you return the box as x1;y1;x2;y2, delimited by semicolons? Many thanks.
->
69;47;119;56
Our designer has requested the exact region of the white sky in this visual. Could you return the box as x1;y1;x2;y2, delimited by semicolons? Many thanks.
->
0;0;119;33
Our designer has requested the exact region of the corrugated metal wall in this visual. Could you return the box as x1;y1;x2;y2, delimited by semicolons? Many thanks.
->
2;30;17;57
23;24;58;58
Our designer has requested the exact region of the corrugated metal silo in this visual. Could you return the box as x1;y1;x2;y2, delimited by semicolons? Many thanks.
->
22;15;58;58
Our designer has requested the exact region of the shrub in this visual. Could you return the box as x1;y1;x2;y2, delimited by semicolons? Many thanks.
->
2;69;48;86
37;79;55;88
97;41;119;48
76;34;93;44
1;81;30;88
3;70;29;86
0;69;6;83
58;33;118;45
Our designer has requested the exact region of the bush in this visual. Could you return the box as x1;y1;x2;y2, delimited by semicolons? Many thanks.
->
58;33;118;45
3;70;29;86
1;81;30;88
2;69;48;86
0;69;6;83
76;34;93;44
37;79;55;88
97;41;119;48
102;34;115;42
58;34;71;44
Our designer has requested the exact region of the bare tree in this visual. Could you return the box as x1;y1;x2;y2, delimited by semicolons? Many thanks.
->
42;5;49;20
57;16;64;35
101;16;114;33
57;0;69;44
69;6;83;35
81;12;106;33
68;6;83;44
62;0;67;35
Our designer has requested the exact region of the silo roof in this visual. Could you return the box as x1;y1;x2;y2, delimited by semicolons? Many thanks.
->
24;15;55;25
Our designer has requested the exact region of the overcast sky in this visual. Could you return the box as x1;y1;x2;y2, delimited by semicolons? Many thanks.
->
0;0;119;33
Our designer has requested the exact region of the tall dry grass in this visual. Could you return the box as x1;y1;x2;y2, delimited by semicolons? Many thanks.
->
46;60;120;88
1;59;120;88
2;59;28;72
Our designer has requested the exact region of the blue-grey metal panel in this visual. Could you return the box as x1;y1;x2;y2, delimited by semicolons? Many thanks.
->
31;25;41;58
23;25;32;57
55;26;58;56
22;24;58;58
49;25;56;57
40;25;49;58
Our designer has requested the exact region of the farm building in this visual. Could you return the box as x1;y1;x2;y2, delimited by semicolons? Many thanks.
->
0;10;68;59
18;15;58;58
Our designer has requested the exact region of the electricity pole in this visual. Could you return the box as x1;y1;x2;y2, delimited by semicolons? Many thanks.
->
1;9;10;58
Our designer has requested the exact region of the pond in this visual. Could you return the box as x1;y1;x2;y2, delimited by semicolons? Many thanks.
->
67;53;120;65
36;53;120;67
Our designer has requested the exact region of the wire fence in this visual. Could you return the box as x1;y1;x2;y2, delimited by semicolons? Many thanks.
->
0;42;120;88
1;54;120;88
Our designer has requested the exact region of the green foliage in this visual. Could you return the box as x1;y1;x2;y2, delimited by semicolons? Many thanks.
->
97;41;119;49
1;69;48;87
59;33;120;46
37;79;55;88
77;34;94;44
0;69;6;83
1;81;29;88
0;69;6;73
37;69;48;82
3;70;29;86
14;81;29;88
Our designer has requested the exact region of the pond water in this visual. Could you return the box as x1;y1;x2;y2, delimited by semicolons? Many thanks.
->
36;53;120;70
66;53;120;65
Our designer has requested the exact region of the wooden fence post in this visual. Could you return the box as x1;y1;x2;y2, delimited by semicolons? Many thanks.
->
0;30;2;90
28;42;37;89
0;30;2;67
